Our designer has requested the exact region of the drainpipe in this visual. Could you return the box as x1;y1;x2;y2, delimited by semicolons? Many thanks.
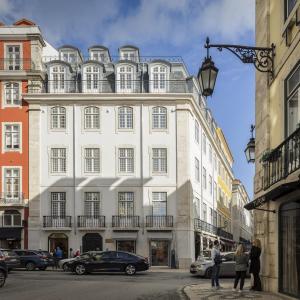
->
73;104;76;236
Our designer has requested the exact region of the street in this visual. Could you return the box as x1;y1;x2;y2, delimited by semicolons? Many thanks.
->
0;268;205;300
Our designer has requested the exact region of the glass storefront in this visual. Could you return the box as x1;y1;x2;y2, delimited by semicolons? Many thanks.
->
150;240;169;266
116;240;135;253
280;200;300;298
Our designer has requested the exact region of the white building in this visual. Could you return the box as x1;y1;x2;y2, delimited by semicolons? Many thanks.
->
24;43;236;268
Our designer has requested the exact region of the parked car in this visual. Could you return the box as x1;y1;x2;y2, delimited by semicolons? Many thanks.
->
0;260;8;288
68;251;149;275
13;249;49;271
190;252;250;278
0;249;20;271
59;252;90;271
37;250;55;267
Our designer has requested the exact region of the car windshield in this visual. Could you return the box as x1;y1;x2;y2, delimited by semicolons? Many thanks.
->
2;250;16;256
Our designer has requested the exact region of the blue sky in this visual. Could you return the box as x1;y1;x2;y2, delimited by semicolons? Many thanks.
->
0;0;255;198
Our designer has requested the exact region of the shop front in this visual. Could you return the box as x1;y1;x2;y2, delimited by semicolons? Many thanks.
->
48;233;68;258
116;240;136;253
150;240;170;266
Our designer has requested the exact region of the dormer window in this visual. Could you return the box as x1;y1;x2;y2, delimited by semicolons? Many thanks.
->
117;64;135;93
83;65;102;93
150;64;169;93
122;51;135;61
49;65;66;93
62;52;76;64
90;51;105;63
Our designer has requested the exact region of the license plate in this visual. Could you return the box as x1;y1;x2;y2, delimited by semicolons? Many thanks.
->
10;259;17;262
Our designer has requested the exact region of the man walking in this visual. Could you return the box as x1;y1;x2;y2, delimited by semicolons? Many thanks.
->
211;240;222;290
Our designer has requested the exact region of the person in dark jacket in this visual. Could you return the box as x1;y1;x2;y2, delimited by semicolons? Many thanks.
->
249;239;262;291
233;244;249;292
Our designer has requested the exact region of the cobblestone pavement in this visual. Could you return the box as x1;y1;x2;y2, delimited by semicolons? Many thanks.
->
183;283;291;300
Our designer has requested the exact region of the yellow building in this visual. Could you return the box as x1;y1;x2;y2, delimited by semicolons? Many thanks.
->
245;0;300;298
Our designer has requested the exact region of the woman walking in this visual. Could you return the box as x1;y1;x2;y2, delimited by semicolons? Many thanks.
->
233;244;249;293
249;239;262;291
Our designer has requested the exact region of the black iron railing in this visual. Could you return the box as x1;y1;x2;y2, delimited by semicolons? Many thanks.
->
77;215;105;228
194;218;218;235
0;193;24;205
217;228;233;240
43;216;72;228
28;80;196;94
145;216;173;228
0;58;41;71
112;216;140;228
263;127;300;190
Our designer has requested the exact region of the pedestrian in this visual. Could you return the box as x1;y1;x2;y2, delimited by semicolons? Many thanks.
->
74;249;80;257
211;240;222;290
232;244;249;293
249;238;262;291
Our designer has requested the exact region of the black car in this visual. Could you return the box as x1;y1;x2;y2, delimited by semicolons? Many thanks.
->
68;251;149;275
13;250;49;271
37;250;55;267
0;260;8;288
0;249;20;271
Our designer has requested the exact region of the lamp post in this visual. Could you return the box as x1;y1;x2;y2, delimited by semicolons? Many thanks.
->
244;125;256;163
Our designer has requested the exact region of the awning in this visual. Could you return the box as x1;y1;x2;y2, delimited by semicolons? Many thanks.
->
0;227;22;240
220;237;235;244
244;180;300;211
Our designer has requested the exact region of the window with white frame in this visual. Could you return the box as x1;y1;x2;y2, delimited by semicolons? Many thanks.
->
195;120;199;143
194;197;200;218
90;51;106;62
152;107;167;129
62;52;76;64
152;192;167;216
83;65;101;92
50;65;66;92
84;148;100;173
121;51;135;61
50;106;66;129
151;65;168;92
202;133;207;154
4;124;20;151
51;192;66;217
209;175;212;195
213;181;217;202
202;167;207;189
214;153;217;171
118;192;134;216
117;65;134;93
202;202;207;222
3;210;21;227
4;168;20;199
209;144;212;163
210;208;213;224
195;157;200;182
84;192;100;216
50;148;67;173
4;82;20;106
152;148;167;173
84;106;100;129
118;106;133;129
118;148;134;173
7;45;21;70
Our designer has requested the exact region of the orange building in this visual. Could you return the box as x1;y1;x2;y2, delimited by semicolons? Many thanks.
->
0;19;45;248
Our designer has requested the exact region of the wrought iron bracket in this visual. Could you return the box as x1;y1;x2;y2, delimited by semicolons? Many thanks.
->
254;208;276;213
205;37;275;77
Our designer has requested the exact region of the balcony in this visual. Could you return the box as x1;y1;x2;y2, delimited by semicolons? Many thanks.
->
112;216;140;231
217;228;233;240
0;58;41;71
145;216;173;230
42;216;72;230
0;193;24;206
28;80;198;95
77;215;105;230
194;218;218;235
263;127;300;190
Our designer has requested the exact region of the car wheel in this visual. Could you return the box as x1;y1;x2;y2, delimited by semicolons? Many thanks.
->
63;263;69;272
26;262;36;271
205;267;212;279
125;264;136;275
0;270;6;288
75;264;86;275
39;267;47;271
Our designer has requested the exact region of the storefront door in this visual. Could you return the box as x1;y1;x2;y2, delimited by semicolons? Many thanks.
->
150;240;169;266
82;233;103;253
48;233;68;258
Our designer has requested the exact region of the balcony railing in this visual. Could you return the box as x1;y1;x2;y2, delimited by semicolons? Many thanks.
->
0;193;24;206
28;80;197;95
43;216;72;228
0;58;41;71
77;215;105;228
112;216;140;228
263;127;300;190
194;218;218;235
145;216;173;228
217;228;233;240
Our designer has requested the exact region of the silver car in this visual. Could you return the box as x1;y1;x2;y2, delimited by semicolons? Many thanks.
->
190;252;249;278
59;252;90;271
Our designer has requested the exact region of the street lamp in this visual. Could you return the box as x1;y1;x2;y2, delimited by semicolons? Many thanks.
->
244;125;255;163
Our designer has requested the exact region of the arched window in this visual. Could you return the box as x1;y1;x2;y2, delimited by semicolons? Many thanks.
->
152;106;167;129
118;106;133;129
84;106;100;129
51;106;66;129
117;65;134;93
151;65;168;93
4;82;20;106
50;65;66;92
83;65;102;93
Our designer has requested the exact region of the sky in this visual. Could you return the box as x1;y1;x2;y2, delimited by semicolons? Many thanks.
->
0;0;256;198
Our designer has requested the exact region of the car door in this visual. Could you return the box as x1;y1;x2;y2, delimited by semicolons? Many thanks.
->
14;250;25;266
90;251;117;271
220;253;235;276
116;252;133;271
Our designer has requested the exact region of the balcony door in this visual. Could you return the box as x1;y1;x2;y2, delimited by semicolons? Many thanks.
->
7;45;20;70
4;168;20;203
51;192;66;227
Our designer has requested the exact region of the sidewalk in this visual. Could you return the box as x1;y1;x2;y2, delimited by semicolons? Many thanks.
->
183;282;291;300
